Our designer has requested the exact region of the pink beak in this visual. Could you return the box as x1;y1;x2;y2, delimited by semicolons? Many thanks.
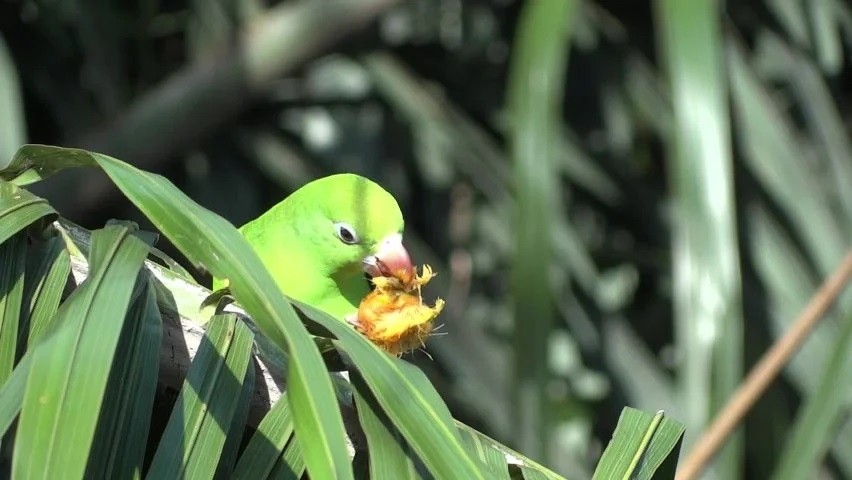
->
364;233;413;277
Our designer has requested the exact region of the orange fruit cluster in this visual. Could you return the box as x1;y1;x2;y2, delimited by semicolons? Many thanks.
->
355;264;445;356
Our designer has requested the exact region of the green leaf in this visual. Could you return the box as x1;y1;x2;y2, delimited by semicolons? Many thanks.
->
780;44;852;230
457;426;510;480
518;465;550;480
764;0;809;47
455;422;564;480
0;181;56;245
271;436;306;480
215;353;255;479
13;223;149;479
727;40;847;275
232;397;296;479
86;279;162;479
747;207;831;393
771;310;852;480
655;0;743;475
808;0;843;74
351;370;419;479
149;245;196;282
0;35;26;164
0;147;96;186
0;232;26;383
506;0;578;459
602;318;677;417
295;300;488;480
146;314;254;479
728;35;852;476
0;352;30;437
592;408;685;480
4;144;353;480
22;234;71;348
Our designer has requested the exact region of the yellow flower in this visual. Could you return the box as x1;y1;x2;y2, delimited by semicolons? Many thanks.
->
355;265;445;356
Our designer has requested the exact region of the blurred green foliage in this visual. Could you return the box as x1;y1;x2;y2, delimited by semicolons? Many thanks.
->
1;0;851;477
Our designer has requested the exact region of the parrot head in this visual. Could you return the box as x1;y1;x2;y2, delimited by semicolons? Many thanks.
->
224;173;417;321
292;173;414;281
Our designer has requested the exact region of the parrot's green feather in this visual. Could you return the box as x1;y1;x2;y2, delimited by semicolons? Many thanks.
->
213;174;405;320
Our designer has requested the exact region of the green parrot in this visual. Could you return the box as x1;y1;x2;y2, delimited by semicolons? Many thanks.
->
213;173;414;322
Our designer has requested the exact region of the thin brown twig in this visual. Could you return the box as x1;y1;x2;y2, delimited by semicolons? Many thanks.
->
676;250;852;480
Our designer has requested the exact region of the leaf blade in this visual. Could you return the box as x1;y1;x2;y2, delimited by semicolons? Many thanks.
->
506;0;578;459
592;408;685;480
22;235;71;348
233;397;296;479
146;314;254;479
13;224;149;479
656;0;743;474
351;370;419;480
0;232;26;383
0;181;56;245
86;279;162;479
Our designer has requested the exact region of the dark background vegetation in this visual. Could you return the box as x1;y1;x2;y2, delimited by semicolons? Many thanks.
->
1;0;850;478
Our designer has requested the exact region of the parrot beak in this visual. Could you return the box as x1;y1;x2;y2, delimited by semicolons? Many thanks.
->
363;233;413;277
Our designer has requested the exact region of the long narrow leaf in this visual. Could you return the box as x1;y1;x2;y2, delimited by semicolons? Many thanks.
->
0;181;55;245
22;234;71;348
232;397;296;479
781;45;852;231
592;408;685;480
656;1;743;476
215;356;255;479
455;421;565;480
270;436;306;480
0;353;30;437
748;207;832;393
86;279;162;479
13;223;149;479
146;314;254;479
519;465;551;480
350;370;418;479
0;35;26;164
727;40;846;275
772;311;852;479
0;232;25;383
506;0;577;459
457;427;510;480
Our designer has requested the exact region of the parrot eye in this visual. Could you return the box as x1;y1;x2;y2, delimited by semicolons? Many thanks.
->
334;222;359;245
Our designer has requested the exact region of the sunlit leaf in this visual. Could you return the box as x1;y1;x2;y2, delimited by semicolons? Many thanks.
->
656;0;743;476
146;314;254;479
86;280;162;479
13;224;149;478
351;370;419;479
233;397;296;479
506;0;578;459
592;408;684;480
0;181;56;245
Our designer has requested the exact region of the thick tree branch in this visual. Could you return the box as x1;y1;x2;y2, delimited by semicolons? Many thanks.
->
33;0;401;220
